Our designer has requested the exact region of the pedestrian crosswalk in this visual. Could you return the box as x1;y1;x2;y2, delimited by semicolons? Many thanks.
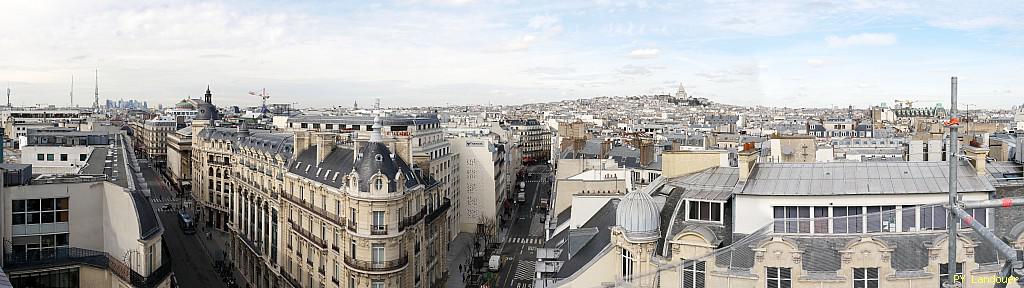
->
508;237;543;245
515;260;535;280
514;281;534;288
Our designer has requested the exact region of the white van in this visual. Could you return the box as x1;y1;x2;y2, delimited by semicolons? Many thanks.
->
488;255;501;271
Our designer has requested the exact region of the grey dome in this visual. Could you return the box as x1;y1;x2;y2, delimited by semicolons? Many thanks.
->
195;102;218;120
616;189;661;242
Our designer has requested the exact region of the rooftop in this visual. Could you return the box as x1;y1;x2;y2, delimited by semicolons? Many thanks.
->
739;161;994;196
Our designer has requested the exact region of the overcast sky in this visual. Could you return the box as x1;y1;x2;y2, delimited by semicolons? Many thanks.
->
1;0;1021;109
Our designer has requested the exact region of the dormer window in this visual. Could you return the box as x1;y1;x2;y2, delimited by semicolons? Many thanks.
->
375;178;383;191
374;154;383;162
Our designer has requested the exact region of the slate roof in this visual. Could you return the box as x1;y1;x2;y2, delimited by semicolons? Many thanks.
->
287;142;420;191
551;199;617;279
986;161;1024;185
559;139;657;169
290;114;440;126
236;132;294;159
666;166;737;201
738;161;995;196
131;190;162;240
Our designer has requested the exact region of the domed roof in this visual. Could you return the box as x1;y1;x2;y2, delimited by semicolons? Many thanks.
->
616;189;661;242
175;100;195;110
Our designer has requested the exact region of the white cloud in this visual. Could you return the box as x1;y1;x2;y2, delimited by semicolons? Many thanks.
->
502;34;537;51
931;17;1016;30
618;64;653;76
826;33;897;47
806;59;827;67
628;48;659;59
528;15;559;29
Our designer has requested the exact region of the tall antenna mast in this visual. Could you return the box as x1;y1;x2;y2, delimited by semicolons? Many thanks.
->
6;83;10;108
94;69;99;111
946;76;959;288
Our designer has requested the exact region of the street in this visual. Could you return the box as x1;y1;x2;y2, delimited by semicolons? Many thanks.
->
139;161;229;288
495;165;551;288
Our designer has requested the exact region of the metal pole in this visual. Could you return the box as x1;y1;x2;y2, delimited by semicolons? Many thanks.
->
960;197;1024;209
947;76;959;287
950;206;1020;263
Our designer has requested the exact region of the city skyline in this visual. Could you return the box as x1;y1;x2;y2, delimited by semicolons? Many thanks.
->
1;0;1022;109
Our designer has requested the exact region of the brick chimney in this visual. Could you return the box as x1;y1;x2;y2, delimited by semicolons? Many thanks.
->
738;142;759;182
600;140;611;158
639;141;655;167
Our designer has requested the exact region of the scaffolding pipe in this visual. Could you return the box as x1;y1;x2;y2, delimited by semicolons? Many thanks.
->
947;76;959;288
951;206;1020;263
993;261;1022;288
960;197;1024;209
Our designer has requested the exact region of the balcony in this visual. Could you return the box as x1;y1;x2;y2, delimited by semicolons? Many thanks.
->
239;234;263;257
288;220;327;250
3;246;172;288
208;158;230;165
399;207;426;231
343;254;408;273
280;193;346;228
371;225;388;235
281;270;301;288
347;220;357;232
426;198;451;223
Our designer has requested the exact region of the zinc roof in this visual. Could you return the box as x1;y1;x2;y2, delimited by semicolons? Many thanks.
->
737;161;994;195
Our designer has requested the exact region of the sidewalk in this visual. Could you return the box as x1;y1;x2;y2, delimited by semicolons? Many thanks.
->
447;232;476;288
197;227;246;286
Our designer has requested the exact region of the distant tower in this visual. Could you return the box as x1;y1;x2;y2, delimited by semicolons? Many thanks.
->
6;84;10;107
354;100;358;109
204;85;212;104
69;75;74;107
676;83;689;100
93;69;99;111
374;98;380;110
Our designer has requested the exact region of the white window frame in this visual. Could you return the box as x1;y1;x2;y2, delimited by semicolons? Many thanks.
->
685;200;723;223
852;267;879;288
681;260;706;288
621;248;634;281
766;267;791;288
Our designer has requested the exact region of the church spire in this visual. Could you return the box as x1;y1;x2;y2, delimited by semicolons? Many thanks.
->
204;85;212;104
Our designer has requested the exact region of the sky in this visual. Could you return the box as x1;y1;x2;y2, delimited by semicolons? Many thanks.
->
0;0;1022;109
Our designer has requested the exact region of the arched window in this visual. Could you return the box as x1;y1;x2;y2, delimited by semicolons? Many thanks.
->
375;178;383;191
208;167;214;176
621;248;634;281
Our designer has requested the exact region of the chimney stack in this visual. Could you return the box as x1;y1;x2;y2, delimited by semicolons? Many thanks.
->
293;131;311;160
738;142;759;182
639;140;655;167
964;144;990;176
671;139;681;151
315;133;336;165
600;139;611;158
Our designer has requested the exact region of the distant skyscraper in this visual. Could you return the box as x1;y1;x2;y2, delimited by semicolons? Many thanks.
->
94;69;100;111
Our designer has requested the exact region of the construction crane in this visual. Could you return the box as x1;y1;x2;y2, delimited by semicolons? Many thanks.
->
895;99;939;109
249;88;270;114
